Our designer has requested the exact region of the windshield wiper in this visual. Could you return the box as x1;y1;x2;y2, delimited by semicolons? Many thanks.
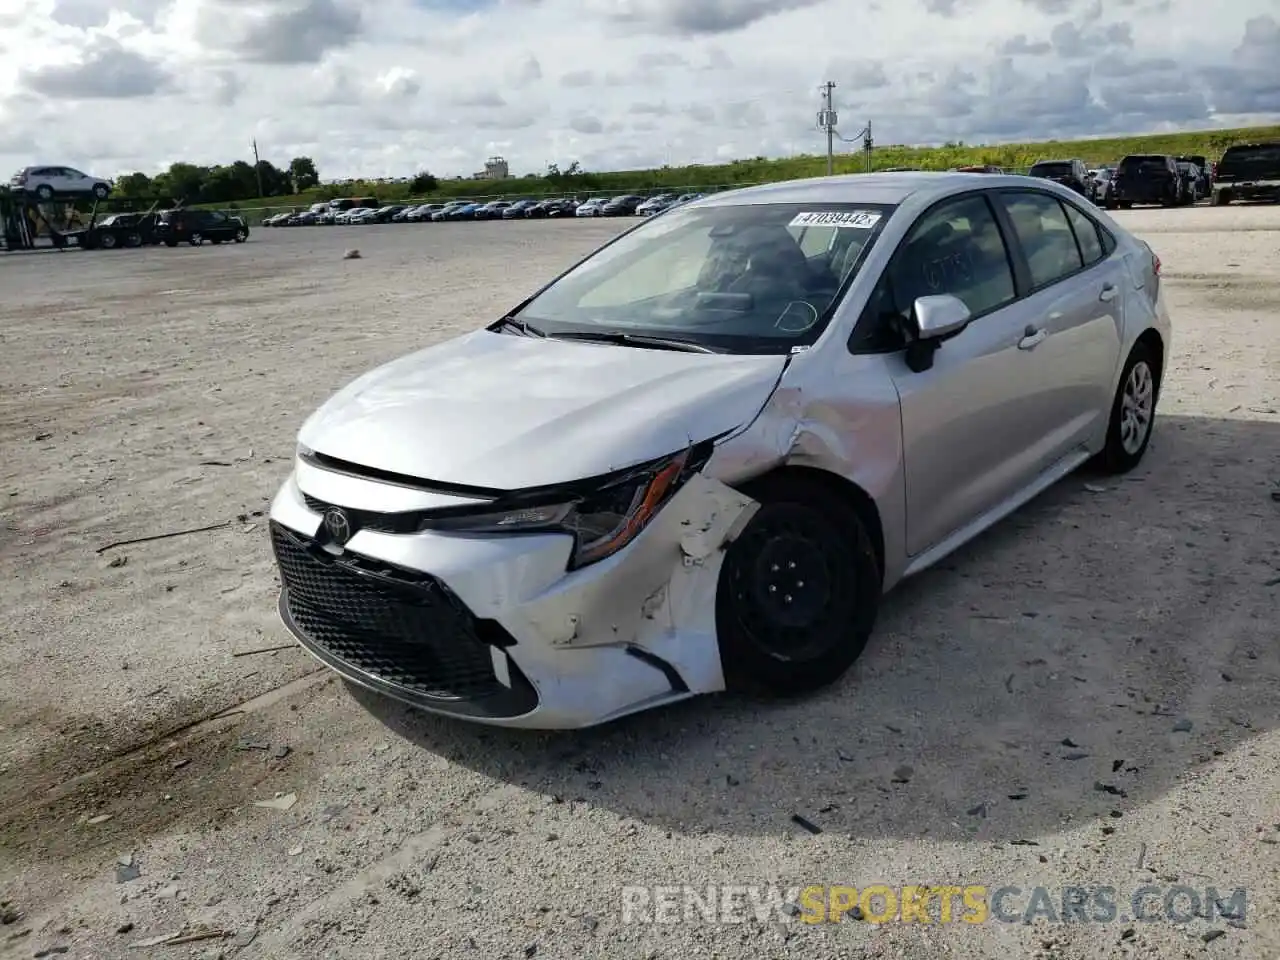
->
549;331;718;353
495;316;547;338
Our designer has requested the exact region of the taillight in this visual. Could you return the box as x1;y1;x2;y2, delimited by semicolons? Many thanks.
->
1152;252;1161;276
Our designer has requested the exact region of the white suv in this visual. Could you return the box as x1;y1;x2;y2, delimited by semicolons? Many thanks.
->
10;166;112;200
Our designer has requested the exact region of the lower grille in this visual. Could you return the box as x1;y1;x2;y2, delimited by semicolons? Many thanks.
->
271;522;506;701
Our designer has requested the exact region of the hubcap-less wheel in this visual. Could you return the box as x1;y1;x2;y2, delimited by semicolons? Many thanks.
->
1120;360;1154;455
715;477;881;697
723;505;855;662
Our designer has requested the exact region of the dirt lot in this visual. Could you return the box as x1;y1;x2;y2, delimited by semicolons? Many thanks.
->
1;207;1278;960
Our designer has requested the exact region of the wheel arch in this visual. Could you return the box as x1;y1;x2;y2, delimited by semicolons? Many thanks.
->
731;464;885;587
1133;327;1165;393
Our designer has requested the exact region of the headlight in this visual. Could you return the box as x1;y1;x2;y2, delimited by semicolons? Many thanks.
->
420;448;697;570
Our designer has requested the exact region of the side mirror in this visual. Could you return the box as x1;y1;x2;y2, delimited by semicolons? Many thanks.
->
913;294;972;341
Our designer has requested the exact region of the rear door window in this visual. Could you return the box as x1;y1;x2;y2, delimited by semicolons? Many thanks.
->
998;191;1084;289
1060;202;1104;266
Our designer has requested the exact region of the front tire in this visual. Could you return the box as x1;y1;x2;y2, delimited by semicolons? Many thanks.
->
189;233;203;246
715;474;880;697
92;183;109;199
1097;341;1160;474
235;229;247;242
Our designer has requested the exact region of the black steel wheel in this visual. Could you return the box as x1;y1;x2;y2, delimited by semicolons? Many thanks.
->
715;474;880;696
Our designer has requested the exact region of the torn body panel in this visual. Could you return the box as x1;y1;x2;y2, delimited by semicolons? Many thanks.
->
702;347;911;590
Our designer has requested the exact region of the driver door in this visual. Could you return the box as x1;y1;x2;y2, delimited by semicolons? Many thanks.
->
863;193;1040;557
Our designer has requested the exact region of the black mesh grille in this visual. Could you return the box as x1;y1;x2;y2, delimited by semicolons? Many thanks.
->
271;522;504;700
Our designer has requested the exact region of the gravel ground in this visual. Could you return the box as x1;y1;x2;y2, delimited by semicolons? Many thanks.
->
1;207;1278;960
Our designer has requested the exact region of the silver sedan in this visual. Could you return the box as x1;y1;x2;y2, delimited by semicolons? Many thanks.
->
268;172;1171;728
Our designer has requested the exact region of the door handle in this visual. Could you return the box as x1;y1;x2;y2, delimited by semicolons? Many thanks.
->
1018;327;1046;350
1099;283;1117;302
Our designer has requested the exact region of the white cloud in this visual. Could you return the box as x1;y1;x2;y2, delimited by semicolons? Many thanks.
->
0;0;1277;181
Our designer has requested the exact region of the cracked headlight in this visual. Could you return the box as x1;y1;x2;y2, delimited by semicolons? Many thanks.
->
421;448;696;570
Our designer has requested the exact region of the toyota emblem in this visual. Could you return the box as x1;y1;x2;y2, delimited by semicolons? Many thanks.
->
322;507;352;545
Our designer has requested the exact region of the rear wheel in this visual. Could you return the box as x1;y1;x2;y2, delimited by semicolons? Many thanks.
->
1096;341;1160;474
716;474;881;697
100;233;117;249
92;183;110;199
125;232;142;247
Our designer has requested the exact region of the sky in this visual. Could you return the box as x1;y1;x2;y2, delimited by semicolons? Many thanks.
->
0;0;1278;181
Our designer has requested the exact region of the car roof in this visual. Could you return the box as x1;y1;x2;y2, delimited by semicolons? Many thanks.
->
690;171;1054;209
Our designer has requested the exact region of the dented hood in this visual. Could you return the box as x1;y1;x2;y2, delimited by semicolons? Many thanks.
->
298;329;786;490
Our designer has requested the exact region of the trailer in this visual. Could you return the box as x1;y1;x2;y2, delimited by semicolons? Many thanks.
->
2;189;183;252
69;201;165;250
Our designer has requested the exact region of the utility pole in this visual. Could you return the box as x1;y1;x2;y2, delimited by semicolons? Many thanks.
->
864;120;874;172
817;81;837;177
252;137;264;198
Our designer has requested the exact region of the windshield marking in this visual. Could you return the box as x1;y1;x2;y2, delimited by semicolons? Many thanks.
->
788;210;882;229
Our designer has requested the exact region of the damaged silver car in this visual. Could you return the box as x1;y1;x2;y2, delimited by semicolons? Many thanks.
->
269;172;1171;728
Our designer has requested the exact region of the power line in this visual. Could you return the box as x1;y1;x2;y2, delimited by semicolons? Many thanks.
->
817;81;875;174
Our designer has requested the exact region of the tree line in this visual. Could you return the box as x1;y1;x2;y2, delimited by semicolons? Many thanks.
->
112;157;322;204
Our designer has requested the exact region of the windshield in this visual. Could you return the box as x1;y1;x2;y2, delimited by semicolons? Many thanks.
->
1030;162;1073;177
511;201;895;354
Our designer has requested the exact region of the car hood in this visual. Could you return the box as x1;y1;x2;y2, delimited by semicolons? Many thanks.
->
298;329;787;490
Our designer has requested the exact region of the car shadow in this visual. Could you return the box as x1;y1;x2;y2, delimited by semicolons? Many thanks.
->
353;412;1280;843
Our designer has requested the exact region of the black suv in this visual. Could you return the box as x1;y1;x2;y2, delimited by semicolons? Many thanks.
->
1110;155;1182;208
1027;158;1090;197
155;209;250;246
1211;142;1280;205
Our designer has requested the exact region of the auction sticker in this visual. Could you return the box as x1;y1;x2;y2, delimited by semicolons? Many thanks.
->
789;210;882;229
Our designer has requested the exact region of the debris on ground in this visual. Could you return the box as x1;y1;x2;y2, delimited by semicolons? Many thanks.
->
129;926;227;948
96;522;232;555
86;814;113;824
115;854;140;883
231;643;296;658
790;814;822;835
252;792;297;811
343;249;361;259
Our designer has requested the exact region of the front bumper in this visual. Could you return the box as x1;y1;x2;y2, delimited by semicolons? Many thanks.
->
268;466;757;728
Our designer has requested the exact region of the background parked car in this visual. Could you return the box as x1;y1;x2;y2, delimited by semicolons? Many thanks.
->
431;202;468;221
1110;154;1183;208
444;202;481;221
1027;158;1091;197
1176;154;1212;197
1175;162;1202;204
601;194;644;216
10;165;113;200
1211;142;1280;204
154;209;248;246
1087;166;1115;204
636;194;676;215
503;199;539;218
575;198;610;217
